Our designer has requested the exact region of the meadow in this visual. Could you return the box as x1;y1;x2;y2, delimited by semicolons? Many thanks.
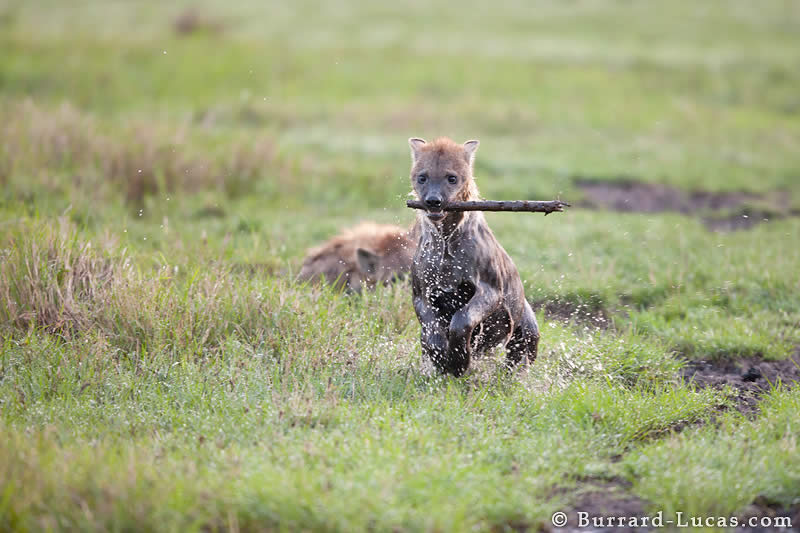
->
1;1;799;531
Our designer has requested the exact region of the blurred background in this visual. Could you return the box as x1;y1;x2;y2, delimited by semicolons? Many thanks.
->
3;1;798;210
1;0;798;301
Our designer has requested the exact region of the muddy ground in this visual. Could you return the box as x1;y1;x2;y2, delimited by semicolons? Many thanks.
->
557;479;650;533
736;497;800;533
681;352;800;415
574;178;796;231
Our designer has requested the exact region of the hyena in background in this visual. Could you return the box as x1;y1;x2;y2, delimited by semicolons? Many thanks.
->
408;137;539;376
298;222;416;292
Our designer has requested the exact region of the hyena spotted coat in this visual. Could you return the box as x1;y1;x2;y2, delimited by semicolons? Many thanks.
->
298;222;416;292
408;137;539;376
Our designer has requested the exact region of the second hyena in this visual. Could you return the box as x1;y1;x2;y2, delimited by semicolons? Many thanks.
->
298;222;416;292
409;137;539;376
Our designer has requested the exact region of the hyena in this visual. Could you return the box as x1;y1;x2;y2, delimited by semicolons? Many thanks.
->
408;137;539;376
298;222;416;292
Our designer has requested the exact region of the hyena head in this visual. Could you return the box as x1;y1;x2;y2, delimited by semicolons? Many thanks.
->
408;137;480;224
354;233;415;290
298;223;415;293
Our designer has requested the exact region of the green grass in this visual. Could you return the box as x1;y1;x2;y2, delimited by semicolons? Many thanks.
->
1;0;799;530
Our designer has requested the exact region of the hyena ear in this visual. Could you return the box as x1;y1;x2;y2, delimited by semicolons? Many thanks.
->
463;140;480;165
408;138;426;161
356;248;380;275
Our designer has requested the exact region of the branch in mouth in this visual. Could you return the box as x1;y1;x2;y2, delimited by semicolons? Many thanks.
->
407;199;570;215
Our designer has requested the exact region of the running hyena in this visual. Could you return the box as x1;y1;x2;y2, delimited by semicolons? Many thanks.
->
408;137;539;376
298;222;416;292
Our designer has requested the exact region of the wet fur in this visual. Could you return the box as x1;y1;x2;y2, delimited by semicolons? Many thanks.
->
409;137;539;376
298;222;416;292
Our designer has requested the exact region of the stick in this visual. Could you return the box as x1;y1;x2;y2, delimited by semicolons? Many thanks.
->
406;199;570;215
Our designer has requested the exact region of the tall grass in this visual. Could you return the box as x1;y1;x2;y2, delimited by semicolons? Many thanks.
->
0;100;280;203
1;218;420;365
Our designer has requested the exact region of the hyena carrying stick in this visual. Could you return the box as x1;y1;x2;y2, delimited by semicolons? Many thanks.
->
408;137;539;376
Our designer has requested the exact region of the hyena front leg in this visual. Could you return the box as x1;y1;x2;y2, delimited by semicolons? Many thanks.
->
448;284;501;376
506;300;539;369
420;318;450;372
414;295;449;372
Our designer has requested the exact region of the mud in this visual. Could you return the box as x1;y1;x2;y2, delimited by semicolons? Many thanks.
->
547;478;799;533
681;353;800;415
172;7;226;36
574;178;794;231
576;178;757;213
547;479;650;533
737;497;800;532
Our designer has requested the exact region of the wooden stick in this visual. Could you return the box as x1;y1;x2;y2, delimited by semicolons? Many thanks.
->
406;199;570;215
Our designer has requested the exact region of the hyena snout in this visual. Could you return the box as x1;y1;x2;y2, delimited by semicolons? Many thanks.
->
424;195;443;209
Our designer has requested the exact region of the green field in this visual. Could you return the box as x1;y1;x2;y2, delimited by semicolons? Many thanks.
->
1;1;799;531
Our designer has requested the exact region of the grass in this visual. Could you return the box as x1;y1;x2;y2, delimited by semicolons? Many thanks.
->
1;0;799;530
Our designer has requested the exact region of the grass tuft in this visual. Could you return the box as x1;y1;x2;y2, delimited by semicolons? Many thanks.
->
0;100;280;204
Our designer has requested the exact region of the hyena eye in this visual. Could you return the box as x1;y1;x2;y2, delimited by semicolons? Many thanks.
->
417;174;428;184
447;175;458;184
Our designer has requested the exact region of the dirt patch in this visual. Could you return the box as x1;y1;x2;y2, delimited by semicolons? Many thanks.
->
546;479;650;533
681;354;800;415
546;479;799;533
532;298;611;329
737;497;800;532
574;178;793;231
576;177;757;214
172;8;227;36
